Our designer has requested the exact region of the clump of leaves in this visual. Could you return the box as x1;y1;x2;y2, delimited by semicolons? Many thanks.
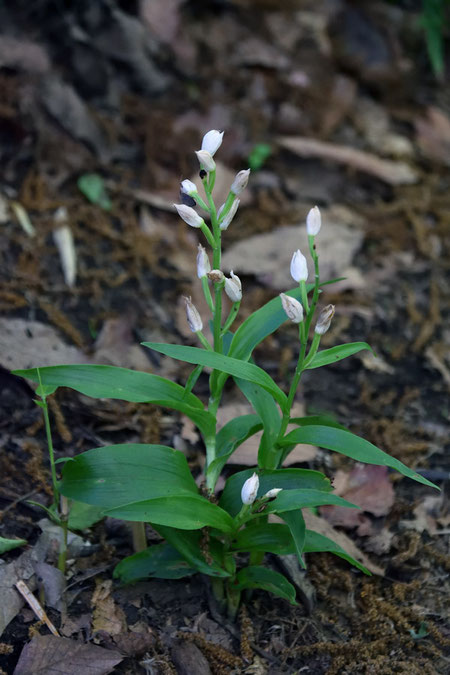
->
15;130;438;619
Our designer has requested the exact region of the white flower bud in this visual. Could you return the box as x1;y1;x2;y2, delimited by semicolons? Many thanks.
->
184;296;203;333
280;293;304;324
315;304;335;335
263;488;282;499
174;204;205;228
219;199;240;231
180;179;198;196
201;130;224;157
224;271;242;302
207;269;225;284
306;206;321;236
195;150;216;173
231;169;251;195
241;472;259;505
196;244;211;278
290;249;308;282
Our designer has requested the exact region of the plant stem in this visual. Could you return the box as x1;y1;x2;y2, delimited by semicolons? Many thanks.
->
40;394;59;510
57;496;69;573
131;522;147;552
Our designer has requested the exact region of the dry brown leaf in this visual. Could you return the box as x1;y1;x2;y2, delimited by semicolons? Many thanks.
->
320;465;395;536
303;511;385;576
91;580;127;637
93;317;152;371
278;136;418;185
0;318;87;371
415;106;450;166
13;635;122;675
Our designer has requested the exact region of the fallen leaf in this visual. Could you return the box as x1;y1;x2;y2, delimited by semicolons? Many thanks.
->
0;318;87;371
53;210;77;287
13;635;122;675
320;465;395;536
0;36;49;74
222;208;364;291
415;106;450;166
33;562;65;612
93;317;152;371
92;580;127;637
278;136;418;185
303;511;385;575
400;495;450;534
140;0;183;44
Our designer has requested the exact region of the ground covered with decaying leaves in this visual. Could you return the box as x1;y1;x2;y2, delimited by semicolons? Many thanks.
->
0;1;449;673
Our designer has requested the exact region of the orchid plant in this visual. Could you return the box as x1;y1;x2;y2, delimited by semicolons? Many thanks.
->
15;130;437;619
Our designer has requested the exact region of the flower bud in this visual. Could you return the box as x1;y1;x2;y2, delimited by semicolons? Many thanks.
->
224;271;242;302
231;169;251;195
174;203;205;228
195;150;216;173
280;293;304;324
306;206;321;236
207;269;225;284
184;296;203;332
290;249;308;282
241;472;259;505
180;179;198;196
219;198;240;231
263;488;282;500
315;304;335;335
201;130;224;157
196;244;211;278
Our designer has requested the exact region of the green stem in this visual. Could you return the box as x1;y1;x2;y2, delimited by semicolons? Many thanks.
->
131;522;147;552
57;496;69;573
303;332;321;368
221;301;240;336
197;330;213;351
200;222;216;249
201;276;214;312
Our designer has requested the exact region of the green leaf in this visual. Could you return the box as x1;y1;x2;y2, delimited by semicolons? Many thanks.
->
60;443;198;509
155;525;230;578
289;415;348;430
232;523;294;555
264;489;358;514
303;530;370;575
305;342;374;370
114;543;196;582
78;173;112;210
232;524;371;575
227;281;341;363
280;425;438;489
282;510;306;568
206;414;262;489
234;566;297;604
0;537;27;554
235;379;281;469
14;365;215;443
68;501;104;530
219;468;331;517
409;622;429;641
248;143;272;171
106;494;234;533
143;343;288;409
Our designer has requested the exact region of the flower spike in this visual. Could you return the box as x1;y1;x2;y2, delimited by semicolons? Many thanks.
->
290;249;308;282
195;150;216;173
184;296;203;333
224;271;242;302
197;244;211;278
231;169;251;195
280;293;304;324
174;204;205;228
306;206;321;236
315;304;335;335
241;473;259;505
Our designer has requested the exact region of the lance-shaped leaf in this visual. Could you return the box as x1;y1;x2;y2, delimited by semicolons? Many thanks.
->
304;342;374;370
143;343;288;408
282;510;306;568
263;489;358;514
154;525;230;577
220;468;331;517
235;379;281;470
14;364;216;442
232;524;370;575
60;444;198;509
206;414;262;489
105;494;235;533
234;566;297;604
114;543;196;582
280;425;438;488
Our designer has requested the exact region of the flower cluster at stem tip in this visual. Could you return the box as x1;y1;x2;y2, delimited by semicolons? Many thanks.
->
173;128;334;351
